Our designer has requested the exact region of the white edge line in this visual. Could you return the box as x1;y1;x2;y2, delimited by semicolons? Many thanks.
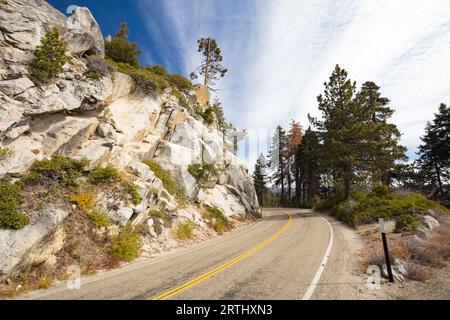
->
302;216;334;300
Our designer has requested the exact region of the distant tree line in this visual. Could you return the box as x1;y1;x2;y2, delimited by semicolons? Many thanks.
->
253;65;450;208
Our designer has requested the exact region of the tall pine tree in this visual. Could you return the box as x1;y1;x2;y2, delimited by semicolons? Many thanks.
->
356;81;407;186
418;103;450;198
253;154;268;206
269;126;287;206
309;65;358;199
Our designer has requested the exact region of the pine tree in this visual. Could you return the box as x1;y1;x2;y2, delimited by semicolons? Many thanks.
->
105;23;141;67
287;120;303;205
356;81;407;186
296;127;322;202
269;126;287;206
32;28;69;82
418;103;450;198
309;65;358;199
190;37;228;90
253;154;268;206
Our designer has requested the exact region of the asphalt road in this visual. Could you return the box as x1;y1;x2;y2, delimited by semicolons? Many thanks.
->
23;208;362;300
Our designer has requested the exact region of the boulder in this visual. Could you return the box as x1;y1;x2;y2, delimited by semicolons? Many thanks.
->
65;7;105;56
382;258;407;282
0;204;69;276
421;215;440;230
97;122;117;140
111;207;134;226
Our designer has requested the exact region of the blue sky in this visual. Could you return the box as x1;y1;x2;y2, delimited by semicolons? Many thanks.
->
49;0;450;166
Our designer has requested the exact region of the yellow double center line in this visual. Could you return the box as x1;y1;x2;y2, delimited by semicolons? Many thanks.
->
151;212;293;300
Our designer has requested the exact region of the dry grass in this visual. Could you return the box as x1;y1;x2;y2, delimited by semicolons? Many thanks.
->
360;218;450;283
405;262;434;282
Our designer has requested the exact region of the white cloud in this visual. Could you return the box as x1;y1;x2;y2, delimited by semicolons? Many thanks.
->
138;0;450;167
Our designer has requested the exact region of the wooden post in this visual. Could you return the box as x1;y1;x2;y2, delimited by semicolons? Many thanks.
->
379;218;394;283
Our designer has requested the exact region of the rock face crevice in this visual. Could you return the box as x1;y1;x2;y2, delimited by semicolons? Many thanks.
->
0;0;259;277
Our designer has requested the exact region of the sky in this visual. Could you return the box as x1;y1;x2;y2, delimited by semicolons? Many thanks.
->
49;0;450;168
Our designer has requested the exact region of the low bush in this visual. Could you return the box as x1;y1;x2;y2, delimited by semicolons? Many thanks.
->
123;182;142;205
70;191;96;213
195;106;215;125
298;200;314;209
146;64;167;76
86;55;110;79
0;182;29;230
172;88;190;109
174;220;195;240
204;206;229;234
168;74;193;91
142;160;187;203
188;164;218;188
149;209;167;222
26;156;89;187
37;276;53;289
87;209;111;228
110;224;141;262
324;187;449;230
0;147;14;162
314;189;345;212
405;262;433;282
89;165;121;185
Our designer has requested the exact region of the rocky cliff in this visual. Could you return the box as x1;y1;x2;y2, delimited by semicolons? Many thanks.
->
0;0;258;282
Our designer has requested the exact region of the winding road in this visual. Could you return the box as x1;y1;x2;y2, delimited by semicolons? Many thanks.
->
23;208;366;300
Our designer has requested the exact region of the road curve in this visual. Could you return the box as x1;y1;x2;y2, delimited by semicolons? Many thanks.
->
23;208;362;300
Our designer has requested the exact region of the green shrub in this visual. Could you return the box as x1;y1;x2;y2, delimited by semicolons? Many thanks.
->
85;71;103;79
172;88;190;109
146;65;167;76
168;74;193;91
105;23;141;67
0;182;29;230
32;28;69;82
315;189;345;212
174;220;195;240
123;182;142;205
86;55;110;79
326;187;449;230
110;224;141;262
89;166;121;185
299;200;314;209
87;209;111;228
69;191;96;213
149;209;166;221
26;156;89;186
188;164;218;188
195;106;215;125
395;214;423;234
204;206;229;234
142;160;187;202
0;147;14;162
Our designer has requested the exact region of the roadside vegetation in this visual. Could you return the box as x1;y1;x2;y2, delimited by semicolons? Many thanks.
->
188;164;218;188
142;160;188;205
203;206;230;234
0;156;147;296
174;220;196;240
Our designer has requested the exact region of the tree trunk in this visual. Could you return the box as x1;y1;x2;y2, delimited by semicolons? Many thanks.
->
287;160;292;207
434;159;444;198
204;38;211;86
280;162;285;207
295;166;300;206
343;165;351;200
